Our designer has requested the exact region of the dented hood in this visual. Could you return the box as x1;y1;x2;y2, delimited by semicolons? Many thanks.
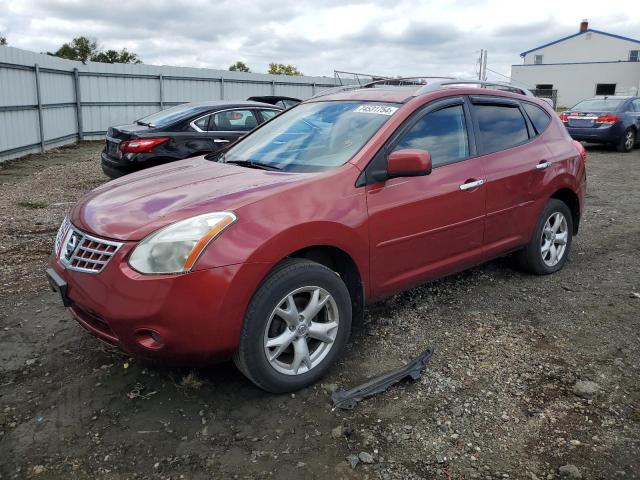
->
71;157;311;241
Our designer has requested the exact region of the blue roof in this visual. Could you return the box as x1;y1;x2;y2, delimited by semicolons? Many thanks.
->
520;29;640;57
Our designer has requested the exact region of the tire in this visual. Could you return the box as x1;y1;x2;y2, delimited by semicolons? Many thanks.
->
233;258;352;393
515;199;573;275
616;128;636;153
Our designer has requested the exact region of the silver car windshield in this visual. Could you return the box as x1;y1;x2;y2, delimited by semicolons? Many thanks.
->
222;101;399;172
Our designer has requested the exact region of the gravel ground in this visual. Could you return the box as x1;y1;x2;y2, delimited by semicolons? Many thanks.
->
0;141;639;480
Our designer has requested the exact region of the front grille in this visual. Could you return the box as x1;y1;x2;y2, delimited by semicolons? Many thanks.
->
56;217;123;274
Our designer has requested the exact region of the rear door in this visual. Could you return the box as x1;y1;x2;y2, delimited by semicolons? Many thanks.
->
192;108;261;150
470;97;552;251
366;97;487;297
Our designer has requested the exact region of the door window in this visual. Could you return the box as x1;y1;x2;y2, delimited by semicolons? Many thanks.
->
522;102;551;134
211;109;259;131
630;99;640;112
192;115;211;131
260;109;280;121
392;105;469;167
474;104;529;154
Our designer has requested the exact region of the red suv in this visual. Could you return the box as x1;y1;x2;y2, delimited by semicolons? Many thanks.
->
47;80;587;393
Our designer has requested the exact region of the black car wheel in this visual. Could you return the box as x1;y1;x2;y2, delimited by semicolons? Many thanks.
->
233;258;352;393
616;128;636;153
515;199;573;275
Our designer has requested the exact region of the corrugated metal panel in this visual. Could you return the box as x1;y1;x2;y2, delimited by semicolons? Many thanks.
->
0;109;40;151
42;106;76;141
0;46;339;161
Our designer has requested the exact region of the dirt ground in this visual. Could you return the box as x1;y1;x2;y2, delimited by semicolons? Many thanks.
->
0;141;638;480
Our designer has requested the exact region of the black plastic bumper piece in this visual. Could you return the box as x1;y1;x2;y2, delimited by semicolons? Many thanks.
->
331;347;434;410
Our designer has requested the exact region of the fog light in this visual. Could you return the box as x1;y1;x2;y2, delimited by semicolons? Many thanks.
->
135;329;164;350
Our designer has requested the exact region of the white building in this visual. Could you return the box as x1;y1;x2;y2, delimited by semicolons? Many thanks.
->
511;21;640;108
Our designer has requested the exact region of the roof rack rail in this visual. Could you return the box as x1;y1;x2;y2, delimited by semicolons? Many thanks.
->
415;79;534;97
311;76;457;99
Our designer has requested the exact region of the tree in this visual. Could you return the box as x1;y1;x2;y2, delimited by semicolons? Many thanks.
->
229;61;250;72
0;36;7;46
49;36;141;64
92;48;141;64
51;36;99;63
268;63;303;76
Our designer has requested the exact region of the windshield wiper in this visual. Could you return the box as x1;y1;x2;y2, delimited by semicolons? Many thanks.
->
136;120;151;126
223;159;282;171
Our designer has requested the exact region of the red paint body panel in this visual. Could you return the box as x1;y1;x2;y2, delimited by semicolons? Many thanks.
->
50;87;586;364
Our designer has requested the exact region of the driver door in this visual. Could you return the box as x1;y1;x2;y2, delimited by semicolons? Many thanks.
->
366;97;487;298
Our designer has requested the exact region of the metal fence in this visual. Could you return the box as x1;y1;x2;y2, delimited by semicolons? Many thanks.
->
0;46;339;162
531;88;558;109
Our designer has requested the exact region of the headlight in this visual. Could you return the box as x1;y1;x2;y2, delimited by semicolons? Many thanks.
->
128;212;237;274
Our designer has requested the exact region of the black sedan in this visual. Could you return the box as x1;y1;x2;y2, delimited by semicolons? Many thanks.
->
560;96;640;152
102;101;282;178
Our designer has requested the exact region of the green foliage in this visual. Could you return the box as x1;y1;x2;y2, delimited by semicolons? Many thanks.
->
49;36;141;64
0;36;7;46
268;63;303;76
92;48;141;64
229;61;250;72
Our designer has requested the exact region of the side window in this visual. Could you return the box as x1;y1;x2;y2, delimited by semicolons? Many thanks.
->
192;115;211;132
631;99;640;112
474;104;529;153
392;105;469;167
260;109;279;121
211;109;258;131
522;102;551;134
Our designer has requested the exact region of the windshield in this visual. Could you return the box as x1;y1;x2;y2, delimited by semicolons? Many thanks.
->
221;101;399;172
137;104;205;127
571;98;625;112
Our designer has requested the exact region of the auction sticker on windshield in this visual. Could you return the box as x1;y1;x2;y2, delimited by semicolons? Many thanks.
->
354;105;398;115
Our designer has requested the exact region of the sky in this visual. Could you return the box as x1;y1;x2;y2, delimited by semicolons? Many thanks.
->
0;0;638;82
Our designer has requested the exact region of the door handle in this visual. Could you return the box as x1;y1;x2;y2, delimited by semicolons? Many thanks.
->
213;139;230;143
459;179;484;191
535;161;552;170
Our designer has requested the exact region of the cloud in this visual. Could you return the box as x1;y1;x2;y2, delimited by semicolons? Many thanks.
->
0;0;638;80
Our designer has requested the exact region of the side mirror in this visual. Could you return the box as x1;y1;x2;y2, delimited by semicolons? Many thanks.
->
387;149;432;178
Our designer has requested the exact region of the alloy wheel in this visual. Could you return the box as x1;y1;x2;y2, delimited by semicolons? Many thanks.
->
540;212;568;267
263;286;339;375
625;130;635;150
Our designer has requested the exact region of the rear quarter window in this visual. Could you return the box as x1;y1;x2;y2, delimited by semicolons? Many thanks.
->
474;104;529;154
522;102;551;134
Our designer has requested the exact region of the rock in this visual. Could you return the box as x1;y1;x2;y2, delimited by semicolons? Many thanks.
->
358;451;375;464
296;462;306;468
559;464;582;479
25;359;37;366
346;454;359;469
323;383;339;393
332;426;344;439
32;465;46;475
573;380;599;399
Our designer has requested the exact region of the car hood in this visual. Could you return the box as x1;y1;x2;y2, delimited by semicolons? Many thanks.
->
71;157;312;241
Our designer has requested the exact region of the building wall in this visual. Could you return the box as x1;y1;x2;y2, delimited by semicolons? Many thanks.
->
522;31;640;64
511;62;640;108
0;46;339;162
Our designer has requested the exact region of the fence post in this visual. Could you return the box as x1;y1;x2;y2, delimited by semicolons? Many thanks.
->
220;77;225;100
158;73;164;109
271;80;276;95
34;64;45;152
73;68;84;141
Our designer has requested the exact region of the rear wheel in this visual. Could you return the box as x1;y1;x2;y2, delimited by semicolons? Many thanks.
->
516;199;573;275
616;128;635;152
234;258;352;393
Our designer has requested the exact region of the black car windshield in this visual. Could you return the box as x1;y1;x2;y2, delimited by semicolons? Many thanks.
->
221;101;399;172
571;98;626;112
137;104;205;127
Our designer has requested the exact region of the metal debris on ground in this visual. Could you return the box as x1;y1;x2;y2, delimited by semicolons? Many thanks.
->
331;347;434;410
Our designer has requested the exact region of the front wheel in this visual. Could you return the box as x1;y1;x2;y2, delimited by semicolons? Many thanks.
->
616;128;636;152
234;258;352;393
515;199;573;275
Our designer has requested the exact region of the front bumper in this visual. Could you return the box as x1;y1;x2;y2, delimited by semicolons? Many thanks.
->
48;241;269;364
566;123;624;143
